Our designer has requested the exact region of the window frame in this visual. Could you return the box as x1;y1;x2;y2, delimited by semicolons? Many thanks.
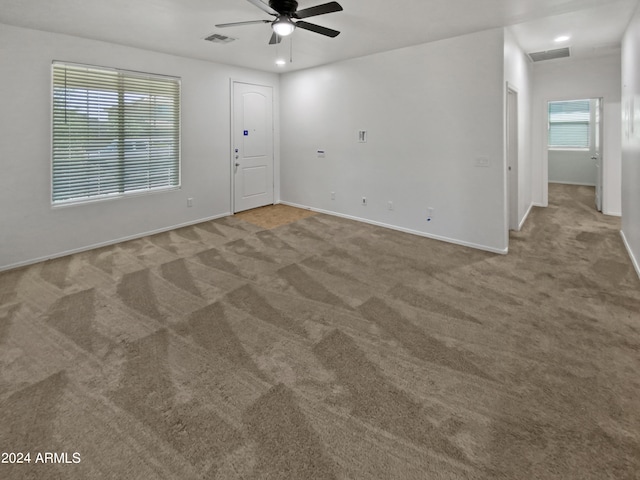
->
50;61;182;207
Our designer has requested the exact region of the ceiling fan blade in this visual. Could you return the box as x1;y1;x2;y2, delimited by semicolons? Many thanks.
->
269;32;282;45
294;2;343;19
245;0;278;16
216;19;271;28
295;20;340;37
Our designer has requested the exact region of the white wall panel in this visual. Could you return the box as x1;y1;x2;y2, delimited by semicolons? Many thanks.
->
621;3;640;278
504;28;534;232
280;29;508;253
0;24;279;270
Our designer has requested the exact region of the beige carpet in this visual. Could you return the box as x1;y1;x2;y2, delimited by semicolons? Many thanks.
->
1;183;639;479
235;204;317;229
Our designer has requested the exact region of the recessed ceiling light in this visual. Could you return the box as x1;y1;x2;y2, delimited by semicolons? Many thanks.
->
275;59;286;66
554;35;571;43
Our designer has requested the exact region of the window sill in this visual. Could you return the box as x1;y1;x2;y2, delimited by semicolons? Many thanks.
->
51;185;181;209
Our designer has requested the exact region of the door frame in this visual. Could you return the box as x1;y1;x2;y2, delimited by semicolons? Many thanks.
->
229;79;276;214
594;97;604;212
506;84;520;232
541;94;606;211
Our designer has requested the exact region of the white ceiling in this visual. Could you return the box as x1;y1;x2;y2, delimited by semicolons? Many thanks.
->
0;0;637;72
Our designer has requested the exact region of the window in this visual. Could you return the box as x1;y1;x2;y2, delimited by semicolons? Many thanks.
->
52;62;180;204
548;99;590;149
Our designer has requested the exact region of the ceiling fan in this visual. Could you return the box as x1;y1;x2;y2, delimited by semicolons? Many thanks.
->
216;0;343;45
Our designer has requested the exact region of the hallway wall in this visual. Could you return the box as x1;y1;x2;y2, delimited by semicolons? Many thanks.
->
531;53;622;216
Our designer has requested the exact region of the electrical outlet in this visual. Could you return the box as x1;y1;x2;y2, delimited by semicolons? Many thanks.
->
388;201;394;211
187;197;194;207
331;191;335;200
362;197;367;206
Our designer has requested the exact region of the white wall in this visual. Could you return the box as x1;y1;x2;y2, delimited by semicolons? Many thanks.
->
621;3;640;278
0;24;279;270
531;53;622;215
280;28;508;253
504;28;534;231
548;150;597;185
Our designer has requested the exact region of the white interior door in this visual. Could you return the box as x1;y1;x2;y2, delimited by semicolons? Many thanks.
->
507;88;519;231
233;82;274;213
594;97;603;212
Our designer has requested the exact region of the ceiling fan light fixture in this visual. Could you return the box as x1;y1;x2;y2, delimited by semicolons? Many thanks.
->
272;16;296;36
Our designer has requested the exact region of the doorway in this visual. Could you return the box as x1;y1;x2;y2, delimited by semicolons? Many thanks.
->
232;81;274;213
546;97;603;212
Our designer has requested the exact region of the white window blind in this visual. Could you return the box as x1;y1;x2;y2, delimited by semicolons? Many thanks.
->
548;99;590;149
52;62;180;204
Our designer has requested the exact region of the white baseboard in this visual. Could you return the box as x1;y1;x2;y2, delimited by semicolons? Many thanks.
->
519;203;534;231
279;201;508;255
621;230;640;281
548;181;596;187
0;212;232;272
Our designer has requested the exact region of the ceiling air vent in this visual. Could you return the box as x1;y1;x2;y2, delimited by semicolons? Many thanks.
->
528;47;571;62
204;33;236;44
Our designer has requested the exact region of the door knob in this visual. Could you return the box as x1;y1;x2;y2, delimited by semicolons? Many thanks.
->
235;162;240;167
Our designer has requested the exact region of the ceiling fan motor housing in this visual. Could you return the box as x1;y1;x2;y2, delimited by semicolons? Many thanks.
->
270;0;299;15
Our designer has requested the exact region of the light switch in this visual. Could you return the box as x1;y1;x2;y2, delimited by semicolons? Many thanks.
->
475;157;490;167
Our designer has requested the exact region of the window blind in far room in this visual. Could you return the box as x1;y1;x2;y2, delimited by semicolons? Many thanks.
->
548;99;590;149
52;62;181;204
